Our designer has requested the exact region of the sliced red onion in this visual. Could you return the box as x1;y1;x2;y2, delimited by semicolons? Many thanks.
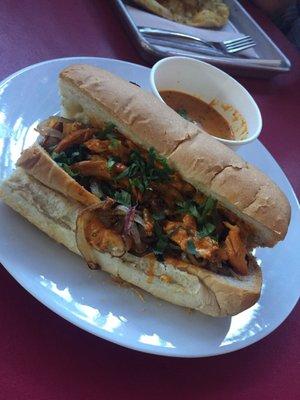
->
36;118;65;137
115;205;145;226
76;203;126;269
36;126;64;139
90;181;104;199
122;234;133;252
36;116;80;141
115;205;129;214
129;223;148;254
123;205;137;236
76;205;102;270
129;222;141;246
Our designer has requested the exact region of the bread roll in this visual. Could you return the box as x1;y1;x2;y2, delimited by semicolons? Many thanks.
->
59;64;290;247
0;168;261;317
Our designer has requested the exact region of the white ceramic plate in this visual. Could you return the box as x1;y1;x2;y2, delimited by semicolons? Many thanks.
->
0;57;299;358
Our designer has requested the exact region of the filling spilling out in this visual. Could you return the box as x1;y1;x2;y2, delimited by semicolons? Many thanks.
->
38;116;253;278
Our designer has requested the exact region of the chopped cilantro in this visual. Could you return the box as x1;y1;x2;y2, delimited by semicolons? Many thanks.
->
177;197;217;240
114;190;131;207
107;156;117;171
115;162;138;181
95;131;106;140
51;146;87;178
197;223;216;239
177;108;190;120
57;163;78;178
148;147;173;175
153;237;169;256
51;144;88;165
202;197;217;218
129;177;145;193
186;239;197;255
115;147;172;193
152;211;166;221
103;122;116;134
109;138;121;149
95;122;117;140
176;200;200;219
152;222;169;260
51;151;68;164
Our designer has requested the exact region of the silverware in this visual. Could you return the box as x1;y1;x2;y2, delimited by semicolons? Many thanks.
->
146;36;234;58
138;26;256;54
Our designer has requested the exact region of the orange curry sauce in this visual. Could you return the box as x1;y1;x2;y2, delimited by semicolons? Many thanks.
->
160;90;234;140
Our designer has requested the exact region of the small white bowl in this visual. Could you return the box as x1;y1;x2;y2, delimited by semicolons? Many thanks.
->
150;57;262;151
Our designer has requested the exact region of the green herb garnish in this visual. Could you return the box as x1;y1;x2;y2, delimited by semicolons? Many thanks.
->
152;222;170;260
177;108;190;120
109;138;121;149
51;148;86;178
176;200;200;220
197;223;216;239
129;177;145;193
103;122;117;136
152;211;166;221
148;147;173;175
115;147;172;193
107;156;117;171
58;163;78;178
95;122;117;140
114;190;131;207
177;197;217;239
51;144;88;165
201;197;217;219
186;239;197;255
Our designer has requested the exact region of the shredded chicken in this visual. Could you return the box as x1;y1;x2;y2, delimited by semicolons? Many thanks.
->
152;182;183;205
164;219;219;261
42;117;252;277
84;139;111;153
62;121;85;135
143;208;154;236
223;222;248;275
71;159;111;180
86;218;125;257
182;214;197;231
171;174;195;196
84;138;130;159
55;128;97;153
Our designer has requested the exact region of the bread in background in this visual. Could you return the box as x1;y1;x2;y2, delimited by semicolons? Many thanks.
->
133;0;230;29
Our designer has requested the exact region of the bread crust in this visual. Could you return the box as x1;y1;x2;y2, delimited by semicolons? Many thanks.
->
17;144;99;206
59;64;290;246
0;169;262;317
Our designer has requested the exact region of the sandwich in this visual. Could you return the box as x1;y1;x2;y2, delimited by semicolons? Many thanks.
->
0;64;291;317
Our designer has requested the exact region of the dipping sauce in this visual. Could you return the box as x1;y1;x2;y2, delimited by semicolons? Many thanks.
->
160;90;234;140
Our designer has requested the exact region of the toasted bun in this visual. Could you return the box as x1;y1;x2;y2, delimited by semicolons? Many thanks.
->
16;144;99;206
0;168;261;317
59;64;290;247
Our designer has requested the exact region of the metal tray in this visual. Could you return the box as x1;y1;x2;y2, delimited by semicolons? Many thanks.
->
113;0;291;78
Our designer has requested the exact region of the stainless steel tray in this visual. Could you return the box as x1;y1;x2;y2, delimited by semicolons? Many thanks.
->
113;0;291;78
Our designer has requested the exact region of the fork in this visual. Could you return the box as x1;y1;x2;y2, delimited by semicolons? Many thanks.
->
138;26;256;54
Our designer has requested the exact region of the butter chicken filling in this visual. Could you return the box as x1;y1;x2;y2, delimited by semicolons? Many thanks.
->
38;116;252;277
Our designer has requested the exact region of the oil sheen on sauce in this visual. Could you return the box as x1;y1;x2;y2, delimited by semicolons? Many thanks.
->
160;90;234;140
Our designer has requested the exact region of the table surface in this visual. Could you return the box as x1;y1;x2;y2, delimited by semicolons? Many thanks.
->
0;1;299;399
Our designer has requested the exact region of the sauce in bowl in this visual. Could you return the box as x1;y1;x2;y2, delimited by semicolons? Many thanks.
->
160;90;234;140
